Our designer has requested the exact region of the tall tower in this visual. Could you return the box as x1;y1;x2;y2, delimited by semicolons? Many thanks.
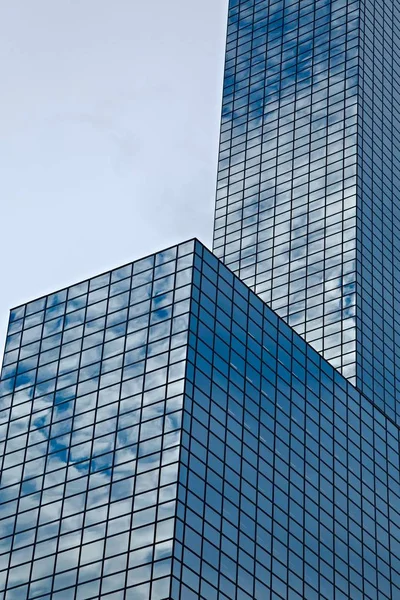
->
213;0;400;422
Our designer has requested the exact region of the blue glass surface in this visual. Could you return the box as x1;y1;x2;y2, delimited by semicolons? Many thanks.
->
1;0;400;596
1;240;399;599
171;241;400;599
213;0;400;424
0;241;195;600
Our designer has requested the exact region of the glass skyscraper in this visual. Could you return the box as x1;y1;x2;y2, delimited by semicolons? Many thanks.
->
1;240;400;600
1;1;400;599
212;0;400;423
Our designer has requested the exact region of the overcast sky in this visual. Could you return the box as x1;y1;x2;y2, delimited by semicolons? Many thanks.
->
0;0;228;359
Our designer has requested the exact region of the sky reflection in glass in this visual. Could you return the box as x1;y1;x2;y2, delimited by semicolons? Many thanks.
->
1;240;400;599
213;0;400;424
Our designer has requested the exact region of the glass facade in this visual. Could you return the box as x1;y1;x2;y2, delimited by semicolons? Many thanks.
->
212;0;400;423
0;241;195;600
175;241;400;600
357;0;400;421
1;0;400;596
1;240;400;599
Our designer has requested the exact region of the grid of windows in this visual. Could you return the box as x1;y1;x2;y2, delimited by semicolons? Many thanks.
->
1;2;400;598
0;241;195;600
213;0;359;382
213;0;400;426
1;240;400;599
357;0;400;421
173;241;400;600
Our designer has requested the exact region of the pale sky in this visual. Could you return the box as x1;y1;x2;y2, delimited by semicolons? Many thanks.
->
0;0;228;359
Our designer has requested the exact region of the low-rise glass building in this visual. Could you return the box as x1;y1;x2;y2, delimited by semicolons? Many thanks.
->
1;240;399;600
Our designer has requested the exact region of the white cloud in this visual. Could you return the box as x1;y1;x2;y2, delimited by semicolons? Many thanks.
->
0;0;228;363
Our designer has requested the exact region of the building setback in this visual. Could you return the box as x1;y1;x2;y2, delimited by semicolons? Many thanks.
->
2;0;400;598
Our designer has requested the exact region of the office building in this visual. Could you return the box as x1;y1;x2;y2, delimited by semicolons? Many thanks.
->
213;0;400;422
1;240;400;600
1;0;400;598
